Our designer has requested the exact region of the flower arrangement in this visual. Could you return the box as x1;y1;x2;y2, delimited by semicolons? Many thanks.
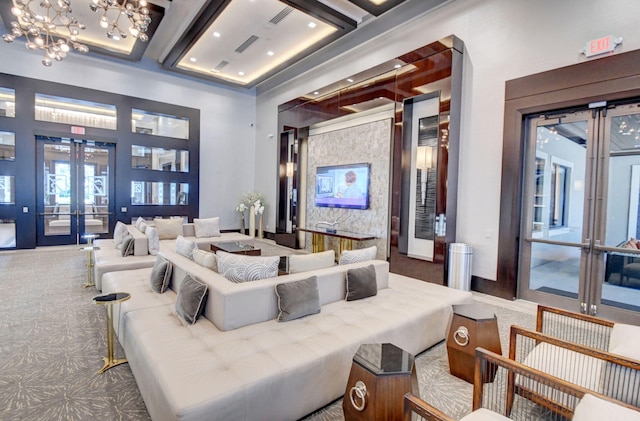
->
235;203;247;213
254;199;265;215
242;191;262;206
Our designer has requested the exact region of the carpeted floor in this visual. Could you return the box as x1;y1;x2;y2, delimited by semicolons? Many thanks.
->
0;246;536;421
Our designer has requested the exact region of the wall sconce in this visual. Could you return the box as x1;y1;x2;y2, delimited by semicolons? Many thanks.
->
416;146;433;206
286;162;294;178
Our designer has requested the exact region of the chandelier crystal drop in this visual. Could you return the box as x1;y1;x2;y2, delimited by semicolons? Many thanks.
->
89;0;151;42
2;0;89;66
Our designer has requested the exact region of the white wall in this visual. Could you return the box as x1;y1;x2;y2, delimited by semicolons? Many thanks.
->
0;39;256;230
254;0;640;282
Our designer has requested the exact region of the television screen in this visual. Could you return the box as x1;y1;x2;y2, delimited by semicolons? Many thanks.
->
315;163;370;209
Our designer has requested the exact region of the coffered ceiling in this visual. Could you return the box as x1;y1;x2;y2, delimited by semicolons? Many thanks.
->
0;0;450;89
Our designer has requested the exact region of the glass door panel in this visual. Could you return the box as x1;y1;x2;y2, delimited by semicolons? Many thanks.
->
595;104;640;317
520;110;593;311
37;136;114;246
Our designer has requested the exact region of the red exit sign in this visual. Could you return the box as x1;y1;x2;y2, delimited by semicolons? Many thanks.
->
583;35;622;58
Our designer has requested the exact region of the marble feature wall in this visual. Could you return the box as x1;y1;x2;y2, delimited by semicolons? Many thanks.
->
306;119;392;259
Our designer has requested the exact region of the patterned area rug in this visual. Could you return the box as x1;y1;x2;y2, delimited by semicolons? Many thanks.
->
0;247;535;421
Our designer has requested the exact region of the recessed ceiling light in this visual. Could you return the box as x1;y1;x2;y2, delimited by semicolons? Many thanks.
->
190;57;197;62
213;32;221;38
238;71;245;76
313;91;319;95
308;22;316;29
267;51;274;56
394;64;402;69
346;78;354;83
210;69;219;73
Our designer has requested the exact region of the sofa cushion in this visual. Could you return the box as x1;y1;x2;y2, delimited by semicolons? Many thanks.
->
121;234;135;257
175;274;208;325
114;221;128;247
216;252;280;283
460;408;511;421
573;393;640;421
176;235;198;260
194;217;221;238
154;218;184;240
149;256;172;293
346;264;377;301
193;249;218;271
145;226;160;256
288;250;335;274
275;276;320;322
339;245;377;265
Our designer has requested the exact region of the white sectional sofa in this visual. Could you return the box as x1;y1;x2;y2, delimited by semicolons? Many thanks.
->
93;222;252;291
101;249;473;421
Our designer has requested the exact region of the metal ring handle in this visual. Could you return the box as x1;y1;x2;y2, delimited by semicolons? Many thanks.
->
454;326;469;347
349;380;367;412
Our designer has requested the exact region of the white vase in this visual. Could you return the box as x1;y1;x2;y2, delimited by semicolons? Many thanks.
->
249;206;256;238
258;214;264;239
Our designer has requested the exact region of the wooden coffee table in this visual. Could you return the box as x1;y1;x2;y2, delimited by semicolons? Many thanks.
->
210;241;261;256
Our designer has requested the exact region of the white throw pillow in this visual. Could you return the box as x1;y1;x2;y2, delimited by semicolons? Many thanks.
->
288;250;335;274
193;249;218;271
145;226;160;256
194;217;221;238
216;251;279;283
175;235;198;260
154;218;183;240
113;221;129;246
135;216;145;232
339;245;377;265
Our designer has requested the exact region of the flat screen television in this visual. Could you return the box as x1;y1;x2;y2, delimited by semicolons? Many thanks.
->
315;162;370;209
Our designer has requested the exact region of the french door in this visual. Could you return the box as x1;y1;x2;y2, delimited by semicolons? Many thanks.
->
520;101;640;323
36;135;115;246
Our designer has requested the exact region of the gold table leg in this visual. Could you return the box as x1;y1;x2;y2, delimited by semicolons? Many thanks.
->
84;248;95;288
98;301;127;374
312;232;325;253
339;238;353;255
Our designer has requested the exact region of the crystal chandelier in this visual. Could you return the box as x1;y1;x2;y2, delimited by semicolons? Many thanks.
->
89;0;151;42
2;0;89;66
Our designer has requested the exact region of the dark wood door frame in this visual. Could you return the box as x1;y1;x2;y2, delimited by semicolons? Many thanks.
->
494;49;640;300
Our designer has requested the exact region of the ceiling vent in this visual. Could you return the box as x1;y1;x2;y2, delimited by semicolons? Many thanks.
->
235;35;259;53
214;60;229;71
269;6;293;25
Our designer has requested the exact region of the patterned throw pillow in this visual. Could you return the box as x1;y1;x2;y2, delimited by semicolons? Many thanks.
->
193;249;218;271
175;235;198;260
194;217;221;238
275;276;320;322
135;216;147;233
338;245;377;265
145;226;160;256
216;252;280;283
175;274;208;325
113;221;129;247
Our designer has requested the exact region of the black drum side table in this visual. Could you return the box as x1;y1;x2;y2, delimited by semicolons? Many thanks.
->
93;292;130;374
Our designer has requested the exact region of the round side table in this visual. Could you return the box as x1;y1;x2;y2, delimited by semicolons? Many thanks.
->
93;292;131;374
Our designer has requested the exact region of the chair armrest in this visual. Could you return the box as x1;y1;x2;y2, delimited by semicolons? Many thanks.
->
536;305;614;350
403;393;456;421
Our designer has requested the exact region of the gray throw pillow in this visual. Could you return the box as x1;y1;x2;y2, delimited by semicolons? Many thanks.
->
275;276;321;322
149;256;172;293
345;264;377;301
175;274;208;325
120;234;135;257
